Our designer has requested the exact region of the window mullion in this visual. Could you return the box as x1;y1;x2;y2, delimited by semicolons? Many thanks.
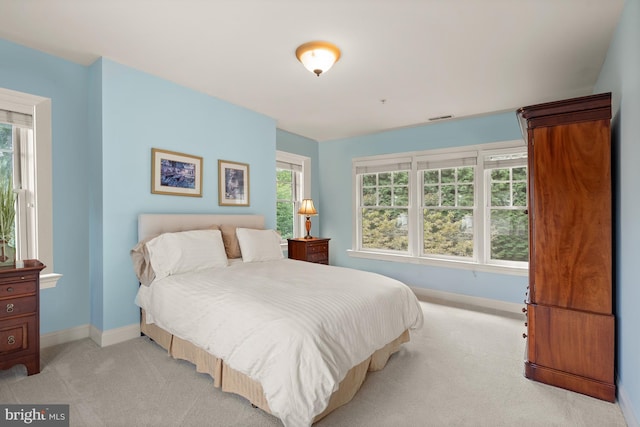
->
408;160;419;257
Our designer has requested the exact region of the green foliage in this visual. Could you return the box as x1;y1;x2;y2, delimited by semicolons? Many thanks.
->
0;124;15;244
0;124;11;149
358;163;529;263
276;169;294;239
0;125;12;176
490;209;529;261
488;166;529;261
362;208;408;251
0;175;15;243
276;201;294;240
423;209;473;257
362;171;409;208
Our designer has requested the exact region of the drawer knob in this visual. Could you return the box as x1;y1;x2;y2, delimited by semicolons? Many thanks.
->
6;303;14;313
521;307;527;313
20;276;25;280
7;335;15;345
522;333;527;339
6;287;13;292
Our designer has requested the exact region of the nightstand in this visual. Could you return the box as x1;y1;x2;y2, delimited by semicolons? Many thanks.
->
287;238;330;265
0;260;45;375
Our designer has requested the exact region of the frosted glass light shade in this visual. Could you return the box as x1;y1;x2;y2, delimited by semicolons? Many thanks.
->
295;41;341;76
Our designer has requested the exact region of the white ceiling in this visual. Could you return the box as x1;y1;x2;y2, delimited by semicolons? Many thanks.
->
0;0;624;142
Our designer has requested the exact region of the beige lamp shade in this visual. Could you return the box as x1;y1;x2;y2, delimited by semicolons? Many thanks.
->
298;199;318;216
295;41;341;77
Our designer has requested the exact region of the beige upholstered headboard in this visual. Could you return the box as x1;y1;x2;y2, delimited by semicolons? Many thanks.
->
137;214;265;242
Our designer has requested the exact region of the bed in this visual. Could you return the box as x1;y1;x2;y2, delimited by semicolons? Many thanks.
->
131;214;423;427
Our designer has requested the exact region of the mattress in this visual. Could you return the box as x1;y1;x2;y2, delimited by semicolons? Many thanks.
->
136;258;423;426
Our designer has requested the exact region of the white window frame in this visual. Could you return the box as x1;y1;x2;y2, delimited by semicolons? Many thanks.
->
354;156;413;255
0;87;61;288
276;151;311;244
417;150;478;262
480;147;529;269
349;140;528;276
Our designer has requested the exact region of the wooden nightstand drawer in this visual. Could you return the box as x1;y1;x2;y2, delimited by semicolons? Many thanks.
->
308;252;328;263
307;243;328;253
0;295;37;319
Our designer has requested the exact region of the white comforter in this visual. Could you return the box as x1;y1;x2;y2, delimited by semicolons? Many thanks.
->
136;258;423;427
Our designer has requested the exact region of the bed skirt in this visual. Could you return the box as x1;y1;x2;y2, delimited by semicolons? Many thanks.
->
140;309;409;423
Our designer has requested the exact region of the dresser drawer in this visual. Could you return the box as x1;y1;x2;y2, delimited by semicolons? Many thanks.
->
0;323;27;354
0;272;39;286
0;280;37;298
0;295;37;319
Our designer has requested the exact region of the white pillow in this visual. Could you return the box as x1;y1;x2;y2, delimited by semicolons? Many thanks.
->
235;228;284;262
145;229;228;280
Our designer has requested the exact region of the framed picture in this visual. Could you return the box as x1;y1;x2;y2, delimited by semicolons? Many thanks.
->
151;148;203;197
218;159;250;206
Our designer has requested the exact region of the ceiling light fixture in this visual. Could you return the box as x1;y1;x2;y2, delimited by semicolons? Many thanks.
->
295;41;341;77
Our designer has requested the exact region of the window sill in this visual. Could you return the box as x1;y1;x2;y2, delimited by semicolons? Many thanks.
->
347;249;528;276
40;272;63;289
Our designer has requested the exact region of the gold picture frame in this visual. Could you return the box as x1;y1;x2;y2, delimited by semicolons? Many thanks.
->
218;159;249;206
151;148;203;197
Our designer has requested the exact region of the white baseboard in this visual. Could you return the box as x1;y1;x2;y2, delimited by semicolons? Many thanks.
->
40;324;90;349
90;323;141;347
41;323;141;349
618;382;640;427
411;286;525;316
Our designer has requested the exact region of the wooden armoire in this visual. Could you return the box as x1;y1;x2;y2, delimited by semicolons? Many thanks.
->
517;92;615;402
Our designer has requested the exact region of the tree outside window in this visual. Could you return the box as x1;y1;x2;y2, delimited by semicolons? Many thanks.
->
361;170;409;251
488;166;528;262
276;168;296;240
422;166;474;258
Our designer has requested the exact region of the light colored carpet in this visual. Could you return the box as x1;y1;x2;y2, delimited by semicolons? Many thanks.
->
0;301;628;427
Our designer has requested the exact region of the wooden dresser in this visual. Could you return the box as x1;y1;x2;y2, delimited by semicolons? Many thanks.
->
287;238;330;265
0;260;45;375
517;93;615;402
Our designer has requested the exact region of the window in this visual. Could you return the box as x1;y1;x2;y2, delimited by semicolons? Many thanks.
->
351;141;528;275
0;118;30;263
419;153;476;259
357;160;411;252
484;151;529;265
276;151;310;241
0;88;60;288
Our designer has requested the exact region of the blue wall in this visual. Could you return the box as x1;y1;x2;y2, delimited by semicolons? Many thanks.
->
0;39;277;334
594;0;640;423
96;59;276;330
0;38;91;335
317;112;528;304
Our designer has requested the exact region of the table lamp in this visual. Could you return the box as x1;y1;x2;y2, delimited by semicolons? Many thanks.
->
298;199;318;239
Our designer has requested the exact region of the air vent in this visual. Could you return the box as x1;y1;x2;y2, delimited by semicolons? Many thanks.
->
428;114;454;121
